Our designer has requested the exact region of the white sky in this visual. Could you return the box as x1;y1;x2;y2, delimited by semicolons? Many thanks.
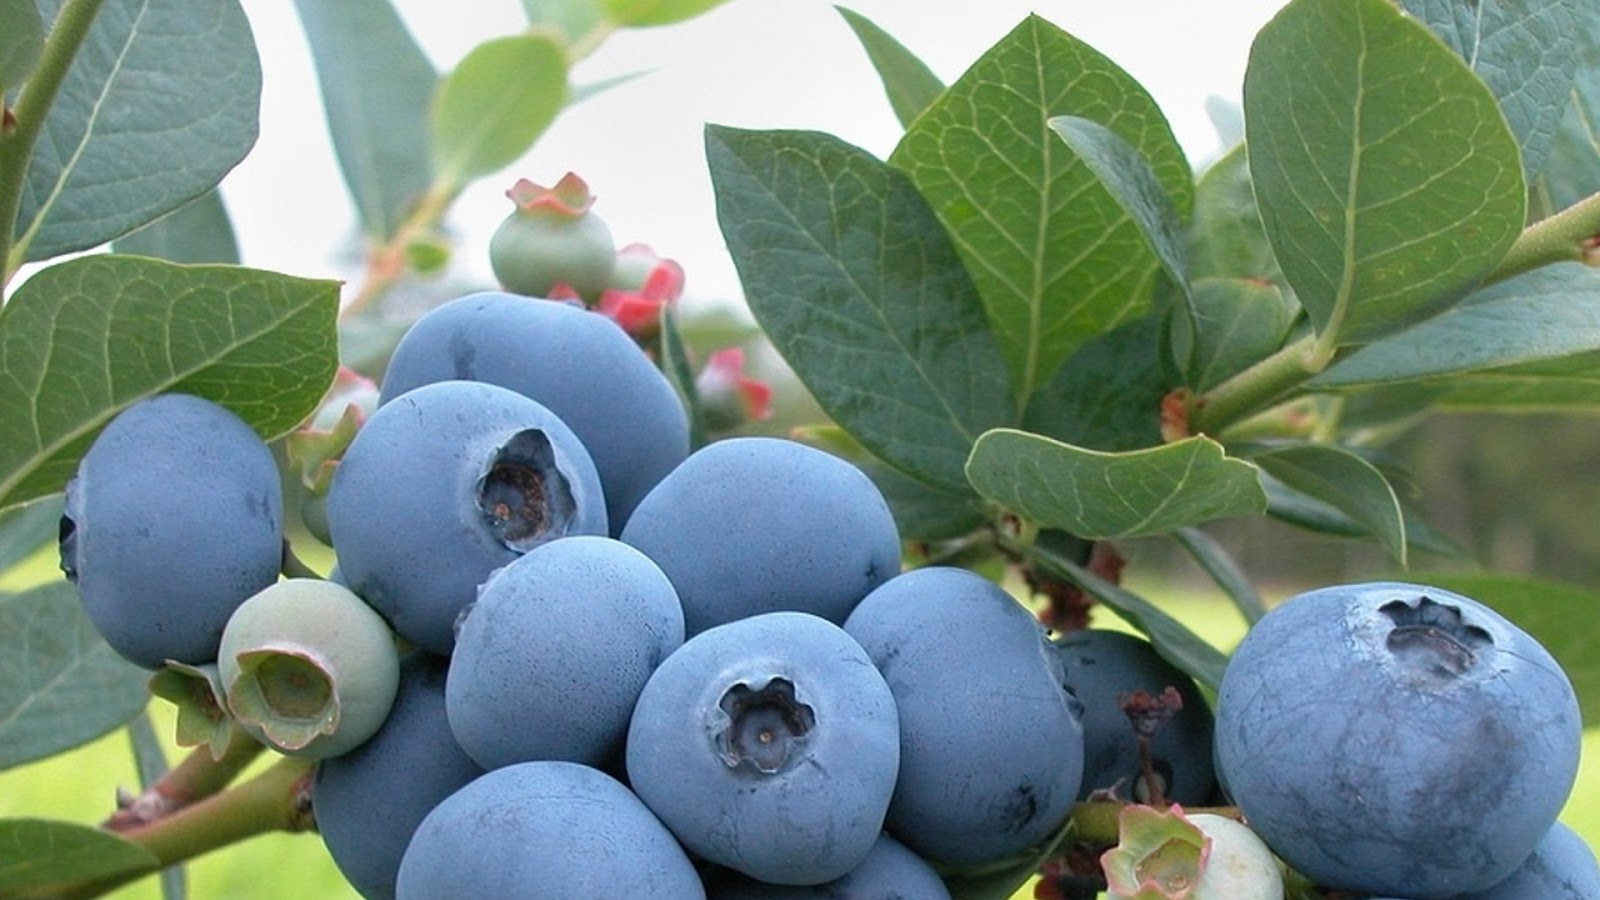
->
227;0;1289;311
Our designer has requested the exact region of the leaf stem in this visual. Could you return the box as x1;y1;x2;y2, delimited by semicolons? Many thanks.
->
0;0;106;288
1189;333;1333;436
1486;189;1600;285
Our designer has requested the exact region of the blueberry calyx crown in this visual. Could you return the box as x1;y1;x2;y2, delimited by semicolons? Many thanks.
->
1380;595;1493;678
714;677;815;774
478;429;576;551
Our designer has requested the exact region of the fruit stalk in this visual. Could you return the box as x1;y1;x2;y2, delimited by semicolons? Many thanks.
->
0;0;107;284
49;755;316;900
103;723;265;831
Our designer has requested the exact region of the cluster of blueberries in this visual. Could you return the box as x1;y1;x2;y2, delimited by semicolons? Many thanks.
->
57;289;1597;899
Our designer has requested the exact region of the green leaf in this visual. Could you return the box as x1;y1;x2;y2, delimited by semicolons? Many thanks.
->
890;14;1193;410
522;0;606;45
600;0;729;27
0;494;62;575
1250;442;1407;564
865;459;988;543
17;0;260;262
1020;313;1172;452
1048;115;1190;300
0;582;148;771
1536;11;1600;213
1174;277;1296;392
111;190;239;265
294;0;437;241
706;125;1014;494
1430;352;1600;410
966;430;1267;539
1244;0;1526;347
0;255;340;511
835;6;945;129
1025;540;1230;692
1260;473;1466;558
1397;0;1583;180
0;818;158;894
429;34;568;189
0;0;44;90
1414;571;1600;723
1187;143;1282;285
1315;263;1600;387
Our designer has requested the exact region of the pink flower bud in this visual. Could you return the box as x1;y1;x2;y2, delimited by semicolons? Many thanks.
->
695;347;773;431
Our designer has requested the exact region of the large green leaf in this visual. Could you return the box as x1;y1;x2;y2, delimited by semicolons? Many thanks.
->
0;0;43;90
294;0;437;240
17;0;260;262
0;256;340;511
835;6;945;129
890;15;1193;410
0;583;147;771
1415;571;1600;723
1431;352;1600;410
111;190;239;265
429;34;568;190
1187;142;1282;285
1399;0;1583;180
0;818;158;894
1535;9;1600;213
1244;0;1525;347
1316;263;1600;387
1250;442;1407;564
966;430;1266;539
706;125;1013;494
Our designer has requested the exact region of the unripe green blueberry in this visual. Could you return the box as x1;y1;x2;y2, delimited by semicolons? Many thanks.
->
489;173;616;299
218;578;400;759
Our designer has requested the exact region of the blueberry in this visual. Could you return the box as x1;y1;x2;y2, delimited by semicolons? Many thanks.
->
701;832;952;899
842;566;1084;868
378;291;687;532
326;379;606;655
59;393;283;669
1455;821;1600;900
1213;581;1582;898
217;577;400;759
1055;629;1215;804
619;436;901;636
446;535;684;770
394;760;705;899
313;653;484;900
626;612;900;886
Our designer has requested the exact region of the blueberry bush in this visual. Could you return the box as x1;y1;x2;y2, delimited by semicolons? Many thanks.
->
1;0;1598;898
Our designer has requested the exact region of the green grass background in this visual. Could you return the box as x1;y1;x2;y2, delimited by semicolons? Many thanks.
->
1;569;1595;899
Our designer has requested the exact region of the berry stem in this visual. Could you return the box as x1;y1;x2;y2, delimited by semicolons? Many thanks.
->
103;723;265;831
49;755;316;900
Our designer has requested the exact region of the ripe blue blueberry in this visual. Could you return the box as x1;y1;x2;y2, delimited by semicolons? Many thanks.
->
619;436;901;636
378;291;687;532
843;566;1085;868
701;832;952;899
394;760;705;899
1055;629;1215;804
626;612;900;886
1455;821;1600;900
59;393;283;669
313;653;484;900
446;535;684;770
1213;581;1582;898
326;379;606;655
